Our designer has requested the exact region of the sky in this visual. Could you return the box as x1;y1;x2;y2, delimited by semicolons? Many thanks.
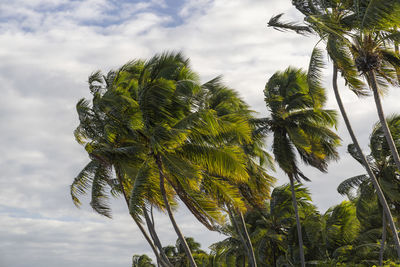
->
1;0;400;266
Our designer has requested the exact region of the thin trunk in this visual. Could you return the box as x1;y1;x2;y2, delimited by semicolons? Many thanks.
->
155;155;198;267
143;206;173;267
288;175;305;267
368;70;400;172
332;66;400;259
228;208;251;266
379;209;387;266
238;211;257;267
114;168;164;265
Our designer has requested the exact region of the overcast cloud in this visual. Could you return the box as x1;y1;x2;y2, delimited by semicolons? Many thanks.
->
1;0;400;266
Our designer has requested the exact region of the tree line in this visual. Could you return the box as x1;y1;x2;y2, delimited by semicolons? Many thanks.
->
71;0;400;266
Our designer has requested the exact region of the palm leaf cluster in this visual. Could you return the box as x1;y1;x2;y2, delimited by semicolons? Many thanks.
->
72;52;275;267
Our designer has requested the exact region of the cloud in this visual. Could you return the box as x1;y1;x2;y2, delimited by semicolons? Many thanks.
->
1;0;400;266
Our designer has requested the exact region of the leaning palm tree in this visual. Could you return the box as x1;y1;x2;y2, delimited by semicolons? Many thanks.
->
268;0;400;258
72;52;253;267
338;115;400;265
258;67;340;266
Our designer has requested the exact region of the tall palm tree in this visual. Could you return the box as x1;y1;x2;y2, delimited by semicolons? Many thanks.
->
258;67;340;266
72;52;253;267
268;0;400;258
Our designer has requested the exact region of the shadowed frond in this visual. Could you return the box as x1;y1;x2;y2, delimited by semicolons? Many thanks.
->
90;163;113;218
337;174;369;198
71;160;98;207
268;14;312;35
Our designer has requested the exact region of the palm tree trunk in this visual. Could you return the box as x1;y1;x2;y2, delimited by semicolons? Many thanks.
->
114;168;165;265
368;70;400;172
379;209;387;266
227;208;252;267
155;155;198;267
288;174;305;267
238;211;257;267
143;206;173;267
228;208;257;267
332;66;400;259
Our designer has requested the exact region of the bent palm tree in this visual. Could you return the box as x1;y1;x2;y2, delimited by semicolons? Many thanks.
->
338;115;400;264
72;52;253;267
258;67;340;266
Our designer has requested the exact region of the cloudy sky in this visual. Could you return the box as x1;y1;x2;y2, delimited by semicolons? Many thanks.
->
1;0;400;266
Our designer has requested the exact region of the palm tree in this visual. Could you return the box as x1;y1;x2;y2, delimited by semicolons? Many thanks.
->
163;237;210;267
338;115;400;265
253;184;319;266
210;222;251;266
132;254;156;267
268;0;400;258
258;67;340;266
322;201;362;265
72;52;253;267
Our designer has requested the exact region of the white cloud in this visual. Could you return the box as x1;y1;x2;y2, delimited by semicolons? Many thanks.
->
1;0;400;266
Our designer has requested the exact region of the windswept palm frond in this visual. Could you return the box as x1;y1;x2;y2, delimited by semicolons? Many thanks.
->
268;14;313;35
90;163;113;218
337;174;369;199
307;47;327;107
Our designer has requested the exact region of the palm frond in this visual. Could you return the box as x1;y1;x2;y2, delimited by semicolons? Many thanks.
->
129;162;153;222
327;36;370;96
307;47;327;107
90;163;113;218
359;0;400;29
268;14;312;35
71;160;98;207
337;174;369;198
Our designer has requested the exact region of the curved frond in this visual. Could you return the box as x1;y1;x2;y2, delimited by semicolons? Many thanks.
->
90;163;113;218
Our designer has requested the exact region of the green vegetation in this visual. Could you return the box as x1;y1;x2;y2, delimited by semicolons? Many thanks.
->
71;0;400;266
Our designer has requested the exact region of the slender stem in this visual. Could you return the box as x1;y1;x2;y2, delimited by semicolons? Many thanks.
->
238;211;257;267
143;206;173;267
228;208;252;267
289;175;305;267
114;168;163;265
368;70;400;172
155;155;198;267
332;66;400;259
379;209;387;266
